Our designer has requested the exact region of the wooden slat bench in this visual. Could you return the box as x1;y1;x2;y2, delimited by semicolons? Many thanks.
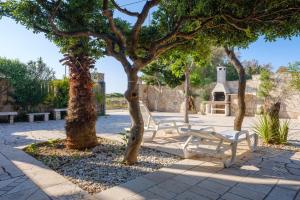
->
0;112;18;124
53;108;67;120
27;113;50;122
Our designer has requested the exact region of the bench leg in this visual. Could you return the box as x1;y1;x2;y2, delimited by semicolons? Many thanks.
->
216;139;224;153
151;130;157;141
224;141;237;168
29;115;34;123
252;134;258;152
44;114;49;121
173;121;180;135
55;112;61;120
246;133;258;152
9;115;14;124
183;135;194;158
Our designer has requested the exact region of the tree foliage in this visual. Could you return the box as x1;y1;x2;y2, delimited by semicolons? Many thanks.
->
143;48;271;88
257;69;274;99
0;57;55;112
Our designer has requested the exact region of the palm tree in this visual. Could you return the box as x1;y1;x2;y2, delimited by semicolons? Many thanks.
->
61;40;98;149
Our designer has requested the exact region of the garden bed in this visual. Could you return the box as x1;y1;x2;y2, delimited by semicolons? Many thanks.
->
24;137;180;194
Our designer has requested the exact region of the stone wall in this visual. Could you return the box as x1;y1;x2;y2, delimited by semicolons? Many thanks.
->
229;94;257;116
139;73;300;119
139;84;185;112
270;73;300;118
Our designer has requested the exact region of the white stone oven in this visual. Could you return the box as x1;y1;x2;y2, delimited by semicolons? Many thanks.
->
210;66;230;116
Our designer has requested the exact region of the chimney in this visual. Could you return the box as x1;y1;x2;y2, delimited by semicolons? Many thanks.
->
217;65;226;83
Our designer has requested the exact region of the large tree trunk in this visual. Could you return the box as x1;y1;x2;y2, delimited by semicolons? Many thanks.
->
184;66;190;124
64;54;98;149
224;47;246;131
124;72;144;165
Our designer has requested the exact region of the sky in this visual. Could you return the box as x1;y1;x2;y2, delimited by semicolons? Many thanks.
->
1;9;300;93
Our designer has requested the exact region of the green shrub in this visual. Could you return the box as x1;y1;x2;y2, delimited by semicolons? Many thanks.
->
288;62;300;91
46;78;69;108
106;93;124;98
279;120;289;144
253;115;270;143
0;57;55;112
25;143;38;155
253;114;290;144
257;69;274;101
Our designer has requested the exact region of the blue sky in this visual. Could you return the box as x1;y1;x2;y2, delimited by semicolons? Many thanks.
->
1;16;300;93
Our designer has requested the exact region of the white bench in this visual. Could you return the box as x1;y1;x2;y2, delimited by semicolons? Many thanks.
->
0;112;18;124
27;113;50;122
53;108;67;120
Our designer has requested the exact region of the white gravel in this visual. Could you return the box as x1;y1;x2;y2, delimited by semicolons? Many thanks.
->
25;137;180;193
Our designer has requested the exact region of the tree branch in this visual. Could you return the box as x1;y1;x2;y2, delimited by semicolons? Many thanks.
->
103;0;126;50
105;40;132;74
129;0;159;60
111;0;139;17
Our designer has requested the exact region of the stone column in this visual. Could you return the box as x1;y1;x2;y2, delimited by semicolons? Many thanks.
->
225;103;230;116
44;113;49;121
206;103;211;115
92;72;106;116
9;115;14;124
55;111;61;120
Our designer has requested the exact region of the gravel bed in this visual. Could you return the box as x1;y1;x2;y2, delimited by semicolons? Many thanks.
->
24;137;181;194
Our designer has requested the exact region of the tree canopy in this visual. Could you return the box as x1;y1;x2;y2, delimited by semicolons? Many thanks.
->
3;0;300;68
142;47;272;88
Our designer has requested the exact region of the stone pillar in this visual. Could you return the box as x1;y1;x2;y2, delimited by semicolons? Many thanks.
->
28;115;34;122
55;111;61;120
92;72;106;115
44;114;49;121
205;103;211;115
225;103;230;116
9;115;14;124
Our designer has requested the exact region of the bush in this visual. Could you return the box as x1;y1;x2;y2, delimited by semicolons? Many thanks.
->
257;69;274;99
253;114;290;144
106;93;124;98
0;57;55;112
288;61;300;91
46;78;69;108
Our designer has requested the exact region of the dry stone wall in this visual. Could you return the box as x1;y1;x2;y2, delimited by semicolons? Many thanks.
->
139;73;300;119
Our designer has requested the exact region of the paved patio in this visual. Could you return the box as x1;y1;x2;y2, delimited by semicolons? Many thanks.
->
0;110;300;199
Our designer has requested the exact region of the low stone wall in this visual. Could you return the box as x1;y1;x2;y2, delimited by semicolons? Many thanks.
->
140;84;185;112
230;94;257;116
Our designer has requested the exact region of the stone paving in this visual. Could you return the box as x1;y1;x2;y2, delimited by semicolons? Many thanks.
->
96;148;300;200
0;110;300;200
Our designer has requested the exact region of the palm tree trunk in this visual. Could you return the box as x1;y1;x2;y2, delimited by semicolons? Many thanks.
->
123;72;144;165
64;54;98;149
224;47;246;131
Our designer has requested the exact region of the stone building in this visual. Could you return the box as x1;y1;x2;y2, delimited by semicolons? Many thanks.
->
139;67;300;119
